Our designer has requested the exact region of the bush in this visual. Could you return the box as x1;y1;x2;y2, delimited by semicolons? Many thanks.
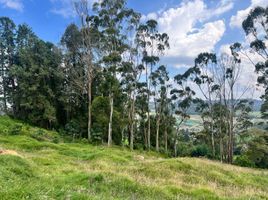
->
191;144;209;157
8;124;23;135
246;130;268;168
91;129;103;144
65;120;81;139
176;142;194;157
52;136;60;144
30;129;46;141
234;155;255;168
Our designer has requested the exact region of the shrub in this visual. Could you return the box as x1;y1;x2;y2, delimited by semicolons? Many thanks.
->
52;137;59;144
246;130;268;169
65;120;81;139
191;144;209;157
30;129;46;141
8;124;23;135
234;155;255;168
176;142;194;157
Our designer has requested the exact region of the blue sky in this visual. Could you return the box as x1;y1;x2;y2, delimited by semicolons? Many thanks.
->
0;0;254;45
0;0;267;98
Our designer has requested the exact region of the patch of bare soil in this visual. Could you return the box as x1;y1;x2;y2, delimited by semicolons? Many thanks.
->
0;149;21;157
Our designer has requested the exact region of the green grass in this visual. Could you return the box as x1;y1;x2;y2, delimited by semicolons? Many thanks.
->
0;116;268;200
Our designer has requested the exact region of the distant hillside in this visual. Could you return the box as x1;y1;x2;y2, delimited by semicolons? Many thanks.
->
0;116;268;200
149;99;263;115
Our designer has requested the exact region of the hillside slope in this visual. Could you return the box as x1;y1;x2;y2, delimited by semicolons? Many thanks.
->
0;116;268;200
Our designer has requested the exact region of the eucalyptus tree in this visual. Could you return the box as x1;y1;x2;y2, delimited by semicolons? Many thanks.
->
235;99;253;133
136;20;169;149
241;6;268;126
92;0;140;146
74;0;96;141
162;102;175;154
187;53;219;157
171;71;195;157
220;52;243;163
120;60;143;150
136;82;149;148
0;17;16;113
151;65;170;151
117;11;141;150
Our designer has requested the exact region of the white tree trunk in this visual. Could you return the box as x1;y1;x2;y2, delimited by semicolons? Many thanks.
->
108;94;114;147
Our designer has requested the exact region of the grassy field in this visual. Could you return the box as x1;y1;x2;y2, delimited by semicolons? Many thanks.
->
0;116;268;200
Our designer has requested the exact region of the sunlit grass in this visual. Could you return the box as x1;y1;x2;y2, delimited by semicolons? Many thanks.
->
0;116;268;200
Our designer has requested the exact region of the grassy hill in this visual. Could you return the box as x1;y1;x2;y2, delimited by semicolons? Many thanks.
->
0;116;268;200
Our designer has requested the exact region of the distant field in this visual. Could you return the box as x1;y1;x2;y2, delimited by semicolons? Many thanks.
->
1;116;268;200
176;112;264;131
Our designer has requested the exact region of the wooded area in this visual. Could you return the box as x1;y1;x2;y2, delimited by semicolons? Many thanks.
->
0;0;267;168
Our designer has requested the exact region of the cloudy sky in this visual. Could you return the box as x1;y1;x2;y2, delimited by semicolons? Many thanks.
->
1;0;267;98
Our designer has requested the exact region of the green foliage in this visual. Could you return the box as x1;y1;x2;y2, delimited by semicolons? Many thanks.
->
191;144;209;157
1;4;268;177
234;155;255;168
64;120;82;138
246;131;268;168
242;6;268;122
176;142;194;157
8;124;22;135
91;96;110;142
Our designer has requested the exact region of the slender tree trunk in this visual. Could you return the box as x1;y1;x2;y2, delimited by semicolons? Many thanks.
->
130;98;135;150
174;128;180;157
147;111;151;149
144;120;147;148
210;104;215;158
174;135;178;157
130;120;134;150
228;85;234;163
88;78;92;142
208;86;215;158
211;130;215;158
108;93;114;147
220;138;223;163
121;126;126;146
146;64;151;150
164;125;168;154
156;116;160;152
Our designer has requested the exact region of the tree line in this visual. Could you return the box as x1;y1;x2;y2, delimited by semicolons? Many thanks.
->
0;0;267;168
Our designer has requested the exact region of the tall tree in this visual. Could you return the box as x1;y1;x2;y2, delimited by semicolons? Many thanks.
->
137;20;169;150
11;38;62;128
171;71;195;157
241;6;268;127
75;0;95;141
118;11;141;150
92;0;139;146
151;65;170;152
60;24;85;125
11;24;36;117
0;17;16;113
187;53;218;157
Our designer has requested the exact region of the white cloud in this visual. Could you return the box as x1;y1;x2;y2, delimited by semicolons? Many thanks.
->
0;0;23;11
50;0;97;18
143;0;229;67
202;0;234;20
230;0;268;28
